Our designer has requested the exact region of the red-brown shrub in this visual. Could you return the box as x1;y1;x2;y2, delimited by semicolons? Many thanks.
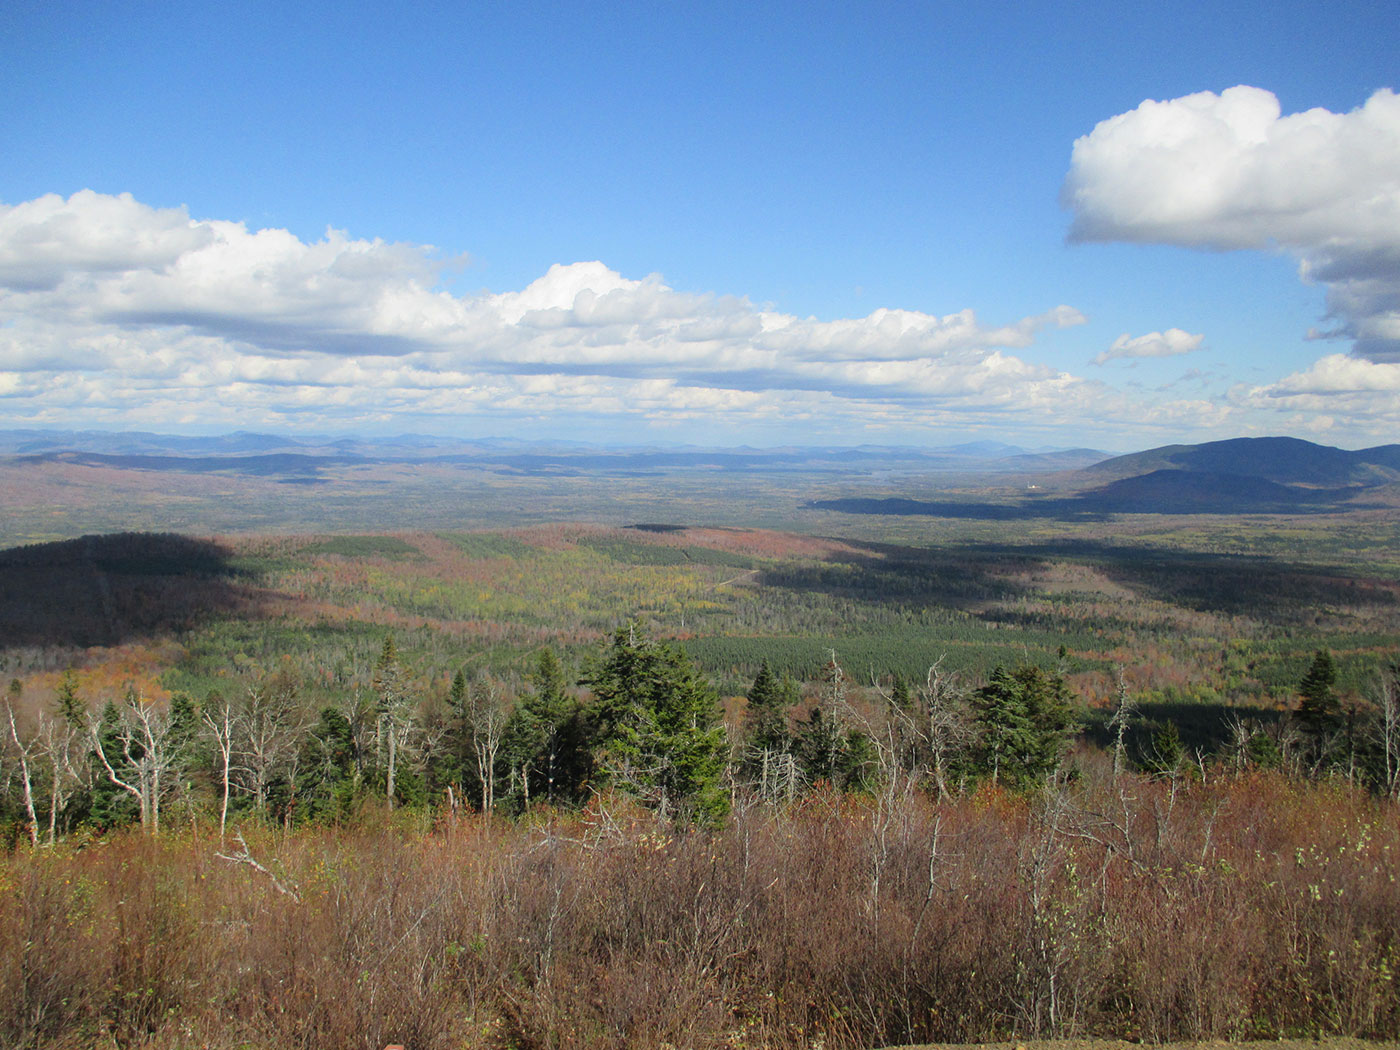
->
1;771;1396;1049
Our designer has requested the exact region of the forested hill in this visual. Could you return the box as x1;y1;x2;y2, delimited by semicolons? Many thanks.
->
1083;436;1400;487
816;435;1400;518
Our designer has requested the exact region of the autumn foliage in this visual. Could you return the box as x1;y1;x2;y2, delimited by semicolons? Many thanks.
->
1;770;1397;1050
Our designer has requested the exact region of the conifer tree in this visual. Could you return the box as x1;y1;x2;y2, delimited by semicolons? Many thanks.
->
1298;649;1339;734
1297;648;1341;773
739;660;802;799
54;671;85;728
581;623;728;824
973;667;1035;787
972;665;1078;789
792;655;873;791
295;707;359;823
744;659;791;754
502;648;583;808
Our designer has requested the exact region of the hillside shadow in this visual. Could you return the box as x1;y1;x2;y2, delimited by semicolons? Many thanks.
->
806;473;1378;520
755;539;1046;613
0;532;269;649
806;496;1109;522
967;538;1395;620
756;536;1390;626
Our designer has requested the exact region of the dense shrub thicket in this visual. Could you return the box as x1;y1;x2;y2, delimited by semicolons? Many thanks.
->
1;772;1397;1050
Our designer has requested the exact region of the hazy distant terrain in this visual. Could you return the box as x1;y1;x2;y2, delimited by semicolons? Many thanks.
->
0;429;1111;545
8;429;1400;547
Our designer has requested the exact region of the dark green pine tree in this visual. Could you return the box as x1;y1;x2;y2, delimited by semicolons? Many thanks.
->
795;703;843;783
54;671;86;728
885;673;917;771
581;623;729;824
165;692;201;807
740;660;805;799
1145;719;1186;775
745;660;791;754
889;674;912;711
423;669;473;800
86;700;140;830
1297;649;1340;735
1012;665;1078;779
1297;648;1341;771
294;707;360;823
972;667;1037;788
793;705;873;791
501;649;586;808
973;665;1078;789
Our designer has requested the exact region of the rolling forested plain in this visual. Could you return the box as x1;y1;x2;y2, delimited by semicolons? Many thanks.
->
1;436;1399;1050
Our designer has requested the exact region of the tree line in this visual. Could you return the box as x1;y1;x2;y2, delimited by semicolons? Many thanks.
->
4;626;1400;844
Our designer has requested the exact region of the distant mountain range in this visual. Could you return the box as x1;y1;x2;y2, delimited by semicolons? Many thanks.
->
0;429;1112;477
6;430;1396;519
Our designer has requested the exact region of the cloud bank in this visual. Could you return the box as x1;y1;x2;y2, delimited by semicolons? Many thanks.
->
0;190;1141;439
0;187;1395;443
1063;86;1400;364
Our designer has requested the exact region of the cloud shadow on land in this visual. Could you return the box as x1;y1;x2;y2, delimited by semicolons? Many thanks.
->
756;536;1392;627
807;469;1382;522
0;532;269;649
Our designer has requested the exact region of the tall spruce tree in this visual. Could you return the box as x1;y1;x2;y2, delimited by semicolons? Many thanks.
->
502;648;585;808
581;623;728;824
1297;648;1341;772
744;660;790;753
741;660;803;800
973;667;1035;787
295;707;359;823
1298;649;1339;734
972;665;1077;789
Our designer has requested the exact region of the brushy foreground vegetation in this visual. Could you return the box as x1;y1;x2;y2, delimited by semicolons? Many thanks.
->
2;772;1398;1050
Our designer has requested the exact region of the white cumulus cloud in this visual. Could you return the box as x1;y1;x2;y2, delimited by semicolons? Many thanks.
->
1093;328;1205;365
1237;354;1400;431
1063;86;1400;362
0;190;1125;438
2;189;1389;443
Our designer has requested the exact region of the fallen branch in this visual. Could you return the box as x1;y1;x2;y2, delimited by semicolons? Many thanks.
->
214;831;301;903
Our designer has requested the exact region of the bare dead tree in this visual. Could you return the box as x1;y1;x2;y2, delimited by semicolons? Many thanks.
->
917;659;974;799
1106;667;1138;778
202;696;235;842
231;681;306;819
752;745;802;802
90;693;177;834
1372;664;1400;800
467;677;510;813
869;658;973;799
4;701;40;847
1222;712;1255;775
37;711;82;845
214;831;301;902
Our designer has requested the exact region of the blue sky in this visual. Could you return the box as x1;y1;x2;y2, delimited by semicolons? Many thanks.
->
1;0;1397;449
